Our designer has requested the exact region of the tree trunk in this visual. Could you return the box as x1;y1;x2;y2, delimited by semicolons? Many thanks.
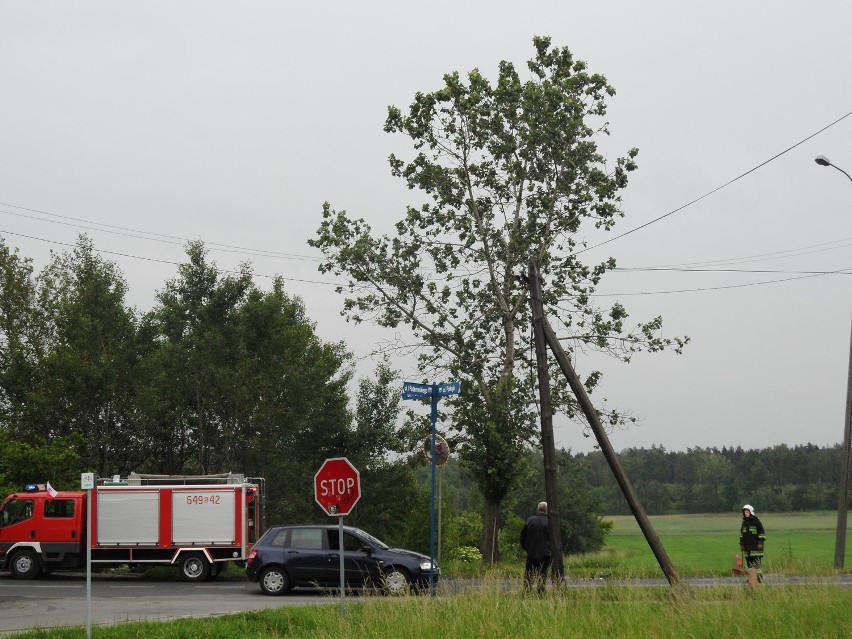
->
481;499;501;565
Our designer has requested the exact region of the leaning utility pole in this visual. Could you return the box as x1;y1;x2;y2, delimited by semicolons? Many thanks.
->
528;263;565;582
527;260;681;587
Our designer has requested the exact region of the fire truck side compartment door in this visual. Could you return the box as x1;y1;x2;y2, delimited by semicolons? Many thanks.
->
172;490;235;544
97;491;159;544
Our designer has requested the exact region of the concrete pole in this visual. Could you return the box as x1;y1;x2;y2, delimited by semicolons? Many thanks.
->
528;261;565;582
834;316;852;568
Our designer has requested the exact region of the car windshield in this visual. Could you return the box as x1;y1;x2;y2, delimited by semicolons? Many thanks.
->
354;528;389;550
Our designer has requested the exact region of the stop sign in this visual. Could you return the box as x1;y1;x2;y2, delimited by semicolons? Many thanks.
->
314;457;361;516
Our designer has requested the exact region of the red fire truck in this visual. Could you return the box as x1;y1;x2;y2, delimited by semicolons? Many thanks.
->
0;473;264;581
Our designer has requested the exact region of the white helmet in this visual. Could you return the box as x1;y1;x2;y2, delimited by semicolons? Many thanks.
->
742;504;755;515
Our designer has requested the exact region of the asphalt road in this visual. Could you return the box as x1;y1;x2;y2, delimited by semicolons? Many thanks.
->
0;573;341;636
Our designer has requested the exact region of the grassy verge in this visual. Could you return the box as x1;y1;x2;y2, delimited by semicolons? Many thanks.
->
14;582;850;639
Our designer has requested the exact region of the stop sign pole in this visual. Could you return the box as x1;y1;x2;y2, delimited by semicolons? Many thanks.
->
402;380;460;594
314;457;360;618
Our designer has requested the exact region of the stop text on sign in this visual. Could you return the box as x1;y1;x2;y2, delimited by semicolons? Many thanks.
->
319;477;356;497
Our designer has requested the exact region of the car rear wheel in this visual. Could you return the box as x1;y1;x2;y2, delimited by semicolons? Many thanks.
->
10;549;41;580
259;566;290;595
383;566;411;595
179;553;211;582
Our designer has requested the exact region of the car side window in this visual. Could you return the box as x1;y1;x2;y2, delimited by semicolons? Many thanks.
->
343;532;364;552
289;528;324;550
269;529;289;547
327;531;367;552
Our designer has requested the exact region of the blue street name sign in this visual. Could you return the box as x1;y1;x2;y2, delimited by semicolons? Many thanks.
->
437;381;461;397
402;382;432;401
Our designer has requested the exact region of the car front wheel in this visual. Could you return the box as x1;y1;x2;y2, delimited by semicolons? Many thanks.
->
383;566;411;595
259;566;290;595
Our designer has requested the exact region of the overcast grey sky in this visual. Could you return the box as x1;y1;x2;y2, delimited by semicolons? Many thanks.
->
2;1;851;455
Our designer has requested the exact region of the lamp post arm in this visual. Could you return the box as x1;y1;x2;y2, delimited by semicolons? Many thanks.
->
828;163;852;185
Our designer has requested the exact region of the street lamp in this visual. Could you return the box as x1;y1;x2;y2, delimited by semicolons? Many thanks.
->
814;154;852;569
815;155;852;183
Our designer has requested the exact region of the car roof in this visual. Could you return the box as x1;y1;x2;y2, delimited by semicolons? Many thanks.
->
268;524;360;532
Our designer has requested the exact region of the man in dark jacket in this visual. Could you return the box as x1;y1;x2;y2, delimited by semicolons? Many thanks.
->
739;504;765;580
520;501;551;593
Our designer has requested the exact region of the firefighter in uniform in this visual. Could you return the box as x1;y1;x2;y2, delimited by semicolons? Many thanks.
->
739;504;765;581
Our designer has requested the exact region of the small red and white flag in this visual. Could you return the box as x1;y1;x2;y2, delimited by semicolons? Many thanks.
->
46;482;58;498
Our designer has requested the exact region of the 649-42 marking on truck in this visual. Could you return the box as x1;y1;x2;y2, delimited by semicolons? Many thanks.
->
185;494;222;505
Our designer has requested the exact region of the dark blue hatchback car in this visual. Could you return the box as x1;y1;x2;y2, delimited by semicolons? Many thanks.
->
245;524;439;595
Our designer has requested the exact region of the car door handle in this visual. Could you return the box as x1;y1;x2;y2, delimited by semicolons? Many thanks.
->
329;553;340;560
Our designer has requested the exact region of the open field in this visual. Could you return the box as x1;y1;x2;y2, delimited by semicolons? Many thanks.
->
9;583;850;639
572;511;851;577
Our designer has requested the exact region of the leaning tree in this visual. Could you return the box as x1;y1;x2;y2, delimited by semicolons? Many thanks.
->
311;36;686;561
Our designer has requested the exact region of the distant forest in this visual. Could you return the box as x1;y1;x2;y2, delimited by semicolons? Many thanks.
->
571;443;844;515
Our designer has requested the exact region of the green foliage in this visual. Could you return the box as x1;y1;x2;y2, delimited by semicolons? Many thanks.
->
445;510;484;552
498;513;525;562
578;443;842;514
449;545;483;563
0;236;142;478
507;449;611;554
0;430;81;497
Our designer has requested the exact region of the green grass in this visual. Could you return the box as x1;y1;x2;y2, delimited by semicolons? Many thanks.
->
12;583;851;638
568;511;850;578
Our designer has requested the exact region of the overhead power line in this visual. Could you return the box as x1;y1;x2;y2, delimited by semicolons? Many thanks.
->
0;201;323;262
594;265;852;296
0;229;338;287
577;110;852;255
614;266;852;275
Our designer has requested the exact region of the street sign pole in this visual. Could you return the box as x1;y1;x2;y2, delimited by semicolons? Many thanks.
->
338;517;345;618
402;380;459;597
86;486;91;638
429;383;438;594
81;472;95;639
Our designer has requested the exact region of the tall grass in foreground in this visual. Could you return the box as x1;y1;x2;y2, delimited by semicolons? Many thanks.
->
16;582;850;639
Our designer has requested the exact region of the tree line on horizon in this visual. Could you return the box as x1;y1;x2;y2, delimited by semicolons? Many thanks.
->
573;443;844;515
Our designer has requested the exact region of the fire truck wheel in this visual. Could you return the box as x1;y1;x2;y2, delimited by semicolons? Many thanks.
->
179;553;211;582
259;566;290;595
10;549;42;580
